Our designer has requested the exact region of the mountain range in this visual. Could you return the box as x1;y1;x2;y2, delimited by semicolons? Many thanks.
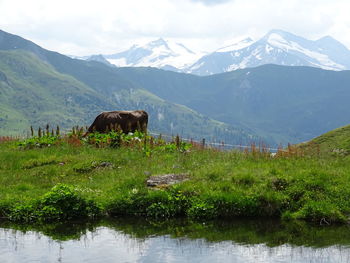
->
1;29;350;146
81;38;204;72
0;29;256;144
115;65;350;143
83;29;350;75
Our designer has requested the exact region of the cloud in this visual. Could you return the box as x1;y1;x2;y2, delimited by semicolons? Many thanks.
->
190;0;232;6
0;0;349;55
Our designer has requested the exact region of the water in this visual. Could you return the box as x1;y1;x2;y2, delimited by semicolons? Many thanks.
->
1;218;350;263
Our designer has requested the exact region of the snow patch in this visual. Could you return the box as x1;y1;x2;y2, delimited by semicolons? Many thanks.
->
107;38;203;69
267;33;345;70
216;38;254;53
108;58;128;67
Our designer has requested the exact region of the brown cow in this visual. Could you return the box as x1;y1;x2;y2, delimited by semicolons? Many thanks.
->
86;110;148;134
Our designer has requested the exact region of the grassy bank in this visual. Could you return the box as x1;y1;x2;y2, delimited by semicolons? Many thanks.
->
1;132;350;224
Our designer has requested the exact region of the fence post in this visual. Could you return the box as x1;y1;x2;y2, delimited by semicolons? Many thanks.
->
202;138;205;148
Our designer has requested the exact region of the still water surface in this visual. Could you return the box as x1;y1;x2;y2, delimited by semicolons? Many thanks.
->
1;218;350;263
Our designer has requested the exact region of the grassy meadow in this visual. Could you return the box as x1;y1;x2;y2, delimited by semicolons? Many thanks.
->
1;130;350;224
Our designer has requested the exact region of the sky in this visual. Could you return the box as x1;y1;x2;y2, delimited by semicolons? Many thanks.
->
0;0;350;56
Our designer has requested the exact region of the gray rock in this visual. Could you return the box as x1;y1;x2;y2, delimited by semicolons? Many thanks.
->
146;173;189;187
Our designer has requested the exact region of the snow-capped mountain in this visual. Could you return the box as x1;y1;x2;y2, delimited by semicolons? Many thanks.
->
78;30;350;75
87;38;203;71
186;29;350;75
215;37;254;53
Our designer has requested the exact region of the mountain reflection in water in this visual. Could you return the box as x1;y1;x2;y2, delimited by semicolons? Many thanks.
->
1;218;350;263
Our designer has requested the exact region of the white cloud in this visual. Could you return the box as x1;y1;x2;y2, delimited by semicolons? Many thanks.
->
190;0;232;6
0;0;350;55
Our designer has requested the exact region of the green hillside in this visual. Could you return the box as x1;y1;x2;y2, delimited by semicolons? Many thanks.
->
116;65;350;143
0;48;256;144
114;88;255;143
0;50;113;135
298;124;350;156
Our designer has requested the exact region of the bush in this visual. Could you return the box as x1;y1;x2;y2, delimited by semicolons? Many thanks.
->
220;194;260;217
187;200;217;220
146;202;176;219
291;200;347;223
38;184;100;221
8;203;37;223
17;135;60;149
106;187;191;219
8;184;101;222
84;131;122;148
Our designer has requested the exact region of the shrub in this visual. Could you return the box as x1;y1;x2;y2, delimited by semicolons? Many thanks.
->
292;200;347;223
146;202;176;219
187;199;217;220
84;131;122;148
106;187;191;219
0;200;13;218
8;203;37;223
282;200;347;224
38;184;100;221
213;193;260;218
17;135;60;149
8;184;101;222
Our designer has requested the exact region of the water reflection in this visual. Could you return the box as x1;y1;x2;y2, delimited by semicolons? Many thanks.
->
1;218;350;263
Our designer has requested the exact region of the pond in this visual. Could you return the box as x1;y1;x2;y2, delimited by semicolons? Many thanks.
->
1;218;350;263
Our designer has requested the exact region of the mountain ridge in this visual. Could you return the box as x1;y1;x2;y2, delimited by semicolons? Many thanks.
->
102;38;202;70
115;64;350;143
187;29;350;75
81;29;350;75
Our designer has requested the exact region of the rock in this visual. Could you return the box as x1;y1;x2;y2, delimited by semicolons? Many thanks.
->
146;173;189;187
98;161;113;168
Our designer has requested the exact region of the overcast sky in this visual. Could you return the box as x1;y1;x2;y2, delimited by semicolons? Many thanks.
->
1;0;350;56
